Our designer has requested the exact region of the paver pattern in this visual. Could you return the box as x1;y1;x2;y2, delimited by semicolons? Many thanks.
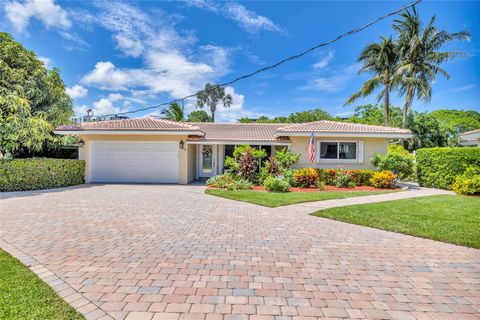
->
1;184;479;320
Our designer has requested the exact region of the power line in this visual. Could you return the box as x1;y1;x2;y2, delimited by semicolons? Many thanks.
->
99;0;422;118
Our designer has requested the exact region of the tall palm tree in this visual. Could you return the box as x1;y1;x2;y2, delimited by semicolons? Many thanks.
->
344;36;399;126
195;83;232;122
161;102;184;122
394;7;471;126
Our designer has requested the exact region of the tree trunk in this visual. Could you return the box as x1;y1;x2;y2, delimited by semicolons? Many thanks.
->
384;83;390;127
402;83;414;128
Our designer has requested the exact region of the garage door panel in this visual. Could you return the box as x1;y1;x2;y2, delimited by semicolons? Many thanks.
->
89;141;179;183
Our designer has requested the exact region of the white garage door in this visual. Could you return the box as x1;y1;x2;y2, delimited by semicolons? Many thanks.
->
89;141;179;183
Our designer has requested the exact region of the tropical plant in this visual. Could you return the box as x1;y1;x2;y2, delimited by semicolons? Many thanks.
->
195;83;232;122
264;156;280;175
206;174;236;188
238;148;258;182
370;171;397;188
452;166;480;195
334;171;356;188
264;176;290;193
344;36;400;126
293;168;318;188
161;102;184;121
371;144;415;179
275;148;300;171
187;110;212;122
227;179;253;191
0;32;73;156
393;7;471;126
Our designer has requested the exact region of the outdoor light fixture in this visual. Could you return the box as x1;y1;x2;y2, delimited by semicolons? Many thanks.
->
78;139;85;147
179;140;185;149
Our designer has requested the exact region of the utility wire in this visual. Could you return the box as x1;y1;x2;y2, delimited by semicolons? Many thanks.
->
99;0;422;118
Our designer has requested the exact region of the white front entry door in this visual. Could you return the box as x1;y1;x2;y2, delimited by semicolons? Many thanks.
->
89;141;179;183
198;144;217;178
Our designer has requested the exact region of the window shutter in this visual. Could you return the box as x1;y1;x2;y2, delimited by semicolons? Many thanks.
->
358;141;364;163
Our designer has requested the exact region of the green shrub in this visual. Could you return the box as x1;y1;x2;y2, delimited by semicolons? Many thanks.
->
334;171;355;188
264;176;290;192
370;171;397;189
0;158;85;192
206;174;236;188
275;148;300;171
281;169;295;186
452;166;480;195
315;180;326;190
371;145;414;179
316;168;338;185
416;147;480;189
348;170;375;186
293;168;318;187
226;179;253;191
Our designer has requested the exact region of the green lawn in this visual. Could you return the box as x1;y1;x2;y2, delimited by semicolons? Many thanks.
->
0;250;85;320
205;188;394;207
313;195;480;249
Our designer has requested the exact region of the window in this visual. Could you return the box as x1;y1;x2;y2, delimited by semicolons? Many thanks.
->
319;142;357;161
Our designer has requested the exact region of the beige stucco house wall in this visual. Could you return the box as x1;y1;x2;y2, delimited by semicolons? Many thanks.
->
289;136;388;170
78;134;194;184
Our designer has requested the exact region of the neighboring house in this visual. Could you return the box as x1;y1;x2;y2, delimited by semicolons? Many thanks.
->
55;118;412;184
459;129;480;147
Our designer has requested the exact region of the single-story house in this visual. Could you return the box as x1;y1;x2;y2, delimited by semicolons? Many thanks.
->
459;129;480;147
55;118;412;184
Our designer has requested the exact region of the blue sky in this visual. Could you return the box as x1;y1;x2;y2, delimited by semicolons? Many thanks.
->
1;0;478;122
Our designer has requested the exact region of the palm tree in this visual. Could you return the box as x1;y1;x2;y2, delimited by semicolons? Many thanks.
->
195;83;232;122
394;7;471;126
344;36;399;126
161;102;184;122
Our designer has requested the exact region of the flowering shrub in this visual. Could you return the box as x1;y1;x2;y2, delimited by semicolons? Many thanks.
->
264;176;290;192
334;171;355;188
206;174;236;188
370;171;397;188
293;168;318;187
452;166;480;195
226;179;253;191
371;144;414;179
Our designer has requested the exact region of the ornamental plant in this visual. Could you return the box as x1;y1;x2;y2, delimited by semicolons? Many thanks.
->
334;171;355;188
293;168;318;187
275;148;300;171
370;171;397;188
264;176;290;192
371;144;414;179
452;166;480;195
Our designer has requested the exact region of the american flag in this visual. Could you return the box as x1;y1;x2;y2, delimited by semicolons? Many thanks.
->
308;132;315;164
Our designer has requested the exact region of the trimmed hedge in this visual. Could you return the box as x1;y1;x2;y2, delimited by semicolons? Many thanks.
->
416;147;480;190
0;158;85;192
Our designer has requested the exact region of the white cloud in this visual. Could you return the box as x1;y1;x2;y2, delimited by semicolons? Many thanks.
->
3;0;71;32
38;56;53;69
300;63;360;93
313;51;334;70
66;84;88;99
452;84;475;92
186;0;284;34
73;94;128;117
81;2;232;100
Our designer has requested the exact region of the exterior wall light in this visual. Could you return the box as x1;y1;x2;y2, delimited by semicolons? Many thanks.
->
78;140;85;148
179;140;185;149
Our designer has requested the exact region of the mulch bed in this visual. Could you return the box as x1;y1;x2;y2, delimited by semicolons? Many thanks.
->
250;185;395;192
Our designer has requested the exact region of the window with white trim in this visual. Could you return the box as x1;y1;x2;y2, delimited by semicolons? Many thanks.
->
319;141;357;161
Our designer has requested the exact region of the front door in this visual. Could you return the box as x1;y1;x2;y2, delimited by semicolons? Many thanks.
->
198;144;217;178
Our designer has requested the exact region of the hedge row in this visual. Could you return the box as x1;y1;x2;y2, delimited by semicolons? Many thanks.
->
0;158;85;192
416;147;480;190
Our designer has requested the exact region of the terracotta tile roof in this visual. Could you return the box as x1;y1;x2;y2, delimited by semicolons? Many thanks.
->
460;128;480;136
277;120;412;135
56;117;202;132
188;123;290;142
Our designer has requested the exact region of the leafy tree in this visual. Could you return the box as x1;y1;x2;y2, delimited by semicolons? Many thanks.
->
161;102;184;121
239;108;332;124
394;7;471;126
346;104;402;127
0;91;52;157
195;83;232;122
405;112;449;150
345;36;400;126
0;32;73;156
187;110;212;122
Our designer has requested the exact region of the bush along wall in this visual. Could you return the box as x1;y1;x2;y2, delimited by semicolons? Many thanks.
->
416;147;480;190
0;158;85;192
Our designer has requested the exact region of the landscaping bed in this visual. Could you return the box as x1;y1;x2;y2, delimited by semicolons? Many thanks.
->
250;185;396;192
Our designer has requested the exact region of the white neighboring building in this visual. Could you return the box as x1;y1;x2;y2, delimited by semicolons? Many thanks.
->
459;129;480;147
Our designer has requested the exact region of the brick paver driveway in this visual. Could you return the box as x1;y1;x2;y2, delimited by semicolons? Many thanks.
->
1;185;479;320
